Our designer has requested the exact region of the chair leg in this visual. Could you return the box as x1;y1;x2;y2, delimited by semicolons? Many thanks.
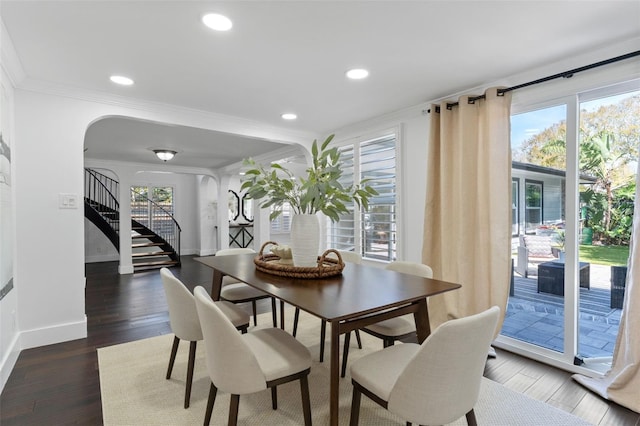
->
252;300;258;326
349;384;362;426
271;297;277;327
300;374;312;426
465;409;477;426
184;341;197;409
280;300;285;329
341;331;351;378
166;336;180;379
355;329;363;349
319;320;327;362
293;308;300;337
271;386;278;410
204;383;217;426
228;394;240;426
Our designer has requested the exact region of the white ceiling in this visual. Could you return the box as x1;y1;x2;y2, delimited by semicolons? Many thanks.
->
2;1;639;169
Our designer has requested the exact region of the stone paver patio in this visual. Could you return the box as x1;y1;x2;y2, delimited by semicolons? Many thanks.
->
501;262;622;360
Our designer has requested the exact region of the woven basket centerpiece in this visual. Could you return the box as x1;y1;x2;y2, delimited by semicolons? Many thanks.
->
254;241;344;279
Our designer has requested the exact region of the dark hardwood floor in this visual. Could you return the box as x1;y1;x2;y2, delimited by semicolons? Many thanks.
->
1;256;638;425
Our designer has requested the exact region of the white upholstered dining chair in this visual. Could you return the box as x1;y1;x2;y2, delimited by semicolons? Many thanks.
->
160;268;249;409
194;286;313;425
349;306;500;426
341;261;433;377
216;248;277;327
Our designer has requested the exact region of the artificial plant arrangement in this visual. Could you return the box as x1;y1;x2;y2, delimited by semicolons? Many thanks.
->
240;134;378;222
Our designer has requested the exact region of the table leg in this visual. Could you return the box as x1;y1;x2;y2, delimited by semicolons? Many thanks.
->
413;298;431;343
210;269;224;301
329;321;340;426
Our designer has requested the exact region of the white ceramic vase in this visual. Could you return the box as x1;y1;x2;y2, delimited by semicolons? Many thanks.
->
290;213;320;267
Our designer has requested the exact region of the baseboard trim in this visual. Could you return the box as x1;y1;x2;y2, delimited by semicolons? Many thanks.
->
0;334;20;393
19;317;87;350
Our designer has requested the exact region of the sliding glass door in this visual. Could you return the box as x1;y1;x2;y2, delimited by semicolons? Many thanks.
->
500;81;638;372
505;103;567;353
576;88;638;369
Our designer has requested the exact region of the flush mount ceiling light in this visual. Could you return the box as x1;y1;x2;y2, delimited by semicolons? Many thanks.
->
281;113;297;120
346;68;369;80
202;13;233;31
110;75;134;85
153;149;177;162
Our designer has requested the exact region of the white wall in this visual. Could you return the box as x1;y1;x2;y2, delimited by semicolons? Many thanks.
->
0;62;19;391
84;218;119;262
198;175;218;256
8;87;308;360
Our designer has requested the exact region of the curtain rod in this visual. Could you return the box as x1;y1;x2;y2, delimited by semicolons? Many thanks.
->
427;50;640;113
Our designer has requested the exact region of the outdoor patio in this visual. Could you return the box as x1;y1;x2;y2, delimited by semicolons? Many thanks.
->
501;262;622;359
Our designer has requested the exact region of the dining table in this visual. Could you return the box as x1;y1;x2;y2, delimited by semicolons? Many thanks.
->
195;253;461;426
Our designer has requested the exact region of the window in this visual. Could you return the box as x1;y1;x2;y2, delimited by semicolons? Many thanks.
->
524;180;543;233
130;185;175;234
326;133;397;261
271;202;292;233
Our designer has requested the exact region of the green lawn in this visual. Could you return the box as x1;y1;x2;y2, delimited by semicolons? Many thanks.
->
579;244;629;266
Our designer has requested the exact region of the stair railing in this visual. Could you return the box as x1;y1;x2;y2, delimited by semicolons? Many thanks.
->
130;187;181;259
85;168;120;231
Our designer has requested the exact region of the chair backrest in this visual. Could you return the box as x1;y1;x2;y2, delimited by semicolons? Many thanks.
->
193;286;266;395
216;248;256;284
216;248;256;257
385;261;433;279
327;250;363;264
521;235;555;258
160;268;202;342
388;306;500;425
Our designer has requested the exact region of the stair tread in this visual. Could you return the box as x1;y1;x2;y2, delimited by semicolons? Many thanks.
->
133;260;179;267
131;251;173;257
132;234;155;239
131;242;163;248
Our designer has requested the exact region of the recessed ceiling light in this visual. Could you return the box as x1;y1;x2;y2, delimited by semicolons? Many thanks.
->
110;75;134;86
281;113;297;120
346;68;369;80
202;13;233;31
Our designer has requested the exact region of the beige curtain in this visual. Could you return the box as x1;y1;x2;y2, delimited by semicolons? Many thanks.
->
573;161;640;413
422;87;511;333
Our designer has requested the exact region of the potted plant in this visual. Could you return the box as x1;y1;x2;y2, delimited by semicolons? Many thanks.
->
241;134;377;267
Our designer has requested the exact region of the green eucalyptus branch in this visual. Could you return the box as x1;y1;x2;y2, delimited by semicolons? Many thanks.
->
240;134;378;222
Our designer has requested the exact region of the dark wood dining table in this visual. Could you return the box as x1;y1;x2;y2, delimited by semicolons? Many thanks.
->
195;253;461;426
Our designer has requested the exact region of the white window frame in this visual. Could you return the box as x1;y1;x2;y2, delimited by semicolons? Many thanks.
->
326;128;401;262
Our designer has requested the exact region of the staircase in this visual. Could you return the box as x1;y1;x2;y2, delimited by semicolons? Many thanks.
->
84;168;181;271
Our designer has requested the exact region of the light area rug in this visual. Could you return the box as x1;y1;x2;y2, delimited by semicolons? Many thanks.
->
99;309;590;425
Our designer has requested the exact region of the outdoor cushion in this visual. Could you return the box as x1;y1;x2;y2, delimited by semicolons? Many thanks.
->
522;235;555;257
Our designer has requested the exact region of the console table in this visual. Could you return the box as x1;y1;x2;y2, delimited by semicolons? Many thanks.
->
229;223;253;248
537;261;590;295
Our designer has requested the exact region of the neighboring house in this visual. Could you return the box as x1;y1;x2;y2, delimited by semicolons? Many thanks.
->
512;162;597;236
